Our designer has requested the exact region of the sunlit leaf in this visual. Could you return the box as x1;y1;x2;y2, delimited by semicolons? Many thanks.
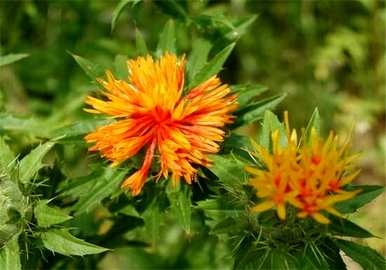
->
41;229;108;256
187;38;212;82
19;141;55;184
0;137;15;177
156;20;176;55
0;237;21;270
34;200;72;228
0;54;28;67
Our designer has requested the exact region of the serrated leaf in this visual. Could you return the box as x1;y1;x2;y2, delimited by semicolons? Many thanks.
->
52;119;112;142
232;94;286;129
187;38;212;82
34;200;72;228
231;84;268;108
72;168;127;215
136;28;148;55
156;20;176;55
335;239;386;270
167;184;191;233
224;15;258;40
0;53;28;67
0;113;51;138
0;237;21;270
111;0;141;32
335;185;384;213
0;137;15;177
210;155;247;187
189;43;235;87
70;53;104;80
19;141;55;184
328;216;374;238
41;229;108;256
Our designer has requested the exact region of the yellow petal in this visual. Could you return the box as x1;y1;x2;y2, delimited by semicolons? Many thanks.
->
250;201;275;213
311;213;330;224
277;204;286;220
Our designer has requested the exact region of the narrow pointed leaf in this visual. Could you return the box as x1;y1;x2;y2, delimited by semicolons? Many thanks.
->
157;20;176;55
41;229;108;256
232;94;286;128
187;38;212;81
0;54;28;67
328;216;374;238
34;200;72;228
0;237;21;270
72;168;127;215
335;185;385;213
136;28;148;55
0;137;15;177
70;53;104;80
19;141;55;184
231;84;268;108
335;239;386;270
190;43;235;87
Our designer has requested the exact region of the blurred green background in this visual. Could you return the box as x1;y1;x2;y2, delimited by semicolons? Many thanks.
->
1;0;385;260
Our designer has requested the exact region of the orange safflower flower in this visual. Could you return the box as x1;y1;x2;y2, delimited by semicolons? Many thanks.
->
85;53;238;195
246;113;360;224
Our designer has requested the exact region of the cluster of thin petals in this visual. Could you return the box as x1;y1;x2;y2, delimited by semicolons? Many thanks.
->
85;53;238;195
247;113;360;224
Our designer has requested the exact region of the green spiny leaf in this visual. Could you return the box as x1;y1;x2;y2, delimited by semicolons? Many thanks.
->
34;200;72;228
167;184;191;233
335;239;386;270
232;94;286;129
189;43;235;87
41;229;108;256
335;185;384;213
157;20;176;55
231;84;268;108
187;38;212;82
70;53;104;80
72;168;127;215
19;141;55;184
0;137;15;177
0;237;21;270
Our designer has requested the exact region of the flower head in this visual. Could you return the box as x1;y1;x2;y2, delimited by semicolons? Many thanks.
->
85;53;238;195
247;112;360;223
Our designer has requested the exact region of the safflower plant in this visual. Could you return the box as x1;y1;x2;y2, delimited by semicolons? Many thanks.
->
0;10;385;270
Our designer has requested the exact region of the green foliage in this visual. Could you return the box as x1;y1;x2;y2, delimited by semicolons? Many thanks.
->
0;0;384;269
41;229;108;256
335;239;386;270
0;53;28;67
34;200;72;227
